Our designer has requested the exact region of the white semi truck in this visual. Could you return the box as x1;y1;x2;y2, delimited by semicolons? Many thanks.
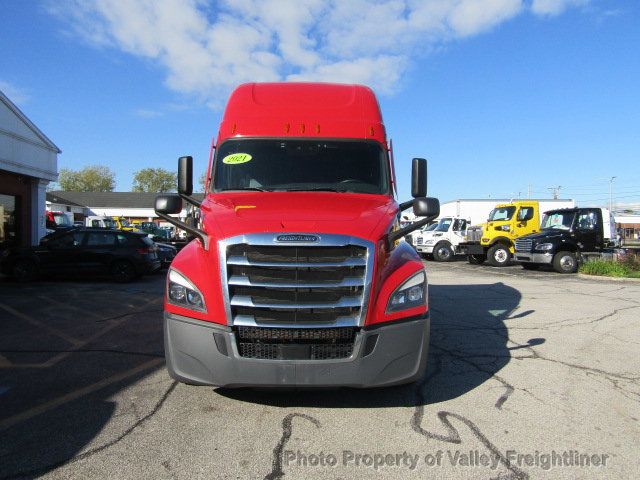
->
413;200;506;261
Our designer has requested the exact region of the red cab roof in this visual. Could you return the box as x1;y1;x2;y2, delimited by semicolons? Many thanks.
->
217;82;387;146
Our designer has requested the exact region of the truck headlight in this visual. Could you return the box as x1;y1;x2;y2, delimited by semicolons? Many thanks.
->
535;243;553;251
496;225;510;231
386;271;427;313
425;240;435;245
167;269;206;312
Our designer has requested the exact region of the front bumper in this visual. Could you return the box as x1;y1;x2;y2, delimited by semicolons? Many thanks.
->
415;244;434;254
164;312;430;388
515;252;553;264
457;242;485;255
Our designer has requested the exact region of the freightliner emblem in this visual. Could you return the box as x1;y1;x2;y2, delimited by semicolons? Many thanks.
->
276;234;319;243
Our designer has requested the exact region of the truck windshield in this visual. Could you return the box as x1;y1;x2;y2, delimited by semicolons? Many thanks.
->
434;218;453;232
213;139;389;194
541;211;575;230
53;213;72;227
488;207;516;222
103;219;116;229
424;223;438;232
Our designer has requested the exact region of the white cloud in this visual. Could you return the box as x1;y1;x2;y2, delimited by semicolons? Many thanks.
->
134;108;163;118
46;0;589;106
0;80;30;105
531;0;589;16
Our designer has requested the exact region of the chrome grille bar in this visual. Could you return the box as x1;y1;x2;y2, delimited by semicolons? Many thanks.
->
230;295;362;309
228;275;365;289
219;233;374;328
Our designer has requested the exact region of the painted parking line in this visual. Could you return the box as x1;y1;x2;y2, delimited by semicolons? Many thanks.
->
0;357;164;432
0;300;162;369
37;295;104;319
0;303;83;346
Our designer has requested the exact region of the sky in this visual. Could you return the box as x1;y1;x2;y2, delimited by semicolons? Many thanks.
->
1;0;638;210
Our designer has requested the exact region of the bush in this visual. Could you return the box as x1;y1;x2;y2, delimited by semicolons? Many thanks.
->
579;256;640;278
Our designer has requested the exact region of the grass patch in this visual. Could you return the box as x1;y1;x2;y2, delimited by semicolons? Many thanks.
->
580;257;640;278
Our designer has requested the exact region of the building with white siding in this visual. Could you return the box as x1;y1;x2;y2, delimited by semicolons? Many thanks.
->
0;89;60;247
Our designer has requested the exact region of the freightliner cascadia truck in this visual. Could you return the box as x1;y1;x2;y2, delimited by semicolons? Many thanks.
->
154;82;439;387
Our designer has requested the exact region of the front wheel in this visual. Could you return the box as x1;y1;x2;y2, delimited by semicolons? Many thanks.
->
553;251;577;274
468;254;486;265
111;260;137;283
487;244;511;267
433;242;454;262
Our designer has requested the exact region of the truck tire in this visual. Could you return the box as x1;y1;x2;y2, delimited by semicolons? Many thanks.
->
553;251;577;274
468;254;486;265
487;244;511;267
111;260;137;283
433;242;454;262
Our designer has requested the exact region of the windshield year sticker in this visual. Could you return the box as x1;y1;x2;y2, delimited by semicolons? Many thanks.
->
223;153;252;165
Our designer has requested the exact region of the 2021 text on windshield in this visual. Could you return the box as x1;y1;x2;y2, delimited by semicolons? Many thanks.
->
212;139;390;194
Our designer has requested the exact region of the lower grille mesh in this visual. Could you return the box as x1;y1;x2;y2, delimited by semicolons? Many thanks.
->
236;326;356;360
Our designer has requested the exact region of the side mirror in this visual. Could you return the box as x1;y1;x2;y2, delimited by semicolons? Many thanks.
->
413;197;440;218
178;156;193;196
411;158;427;198
155;194;183;215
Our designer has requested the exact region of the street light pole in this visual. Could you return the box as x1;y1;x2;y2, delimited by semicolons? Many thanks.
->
609;176;617;212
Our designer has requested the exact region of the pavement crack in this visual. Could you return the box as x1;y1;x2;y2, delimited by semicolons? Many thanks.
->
95;308;163;323
411;409;528;480
264;413;321;480
0;381;177;480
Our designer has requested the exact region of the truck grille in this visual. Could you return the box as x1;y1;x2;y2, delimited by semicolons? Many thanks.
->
236;326;355;360
416;237;424;245
515;239;533;252
466;226;483;242
222;236;372;328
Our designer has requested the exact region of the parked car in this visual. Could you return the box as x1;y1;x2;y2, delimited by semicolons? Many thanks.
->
0;228;161;282
154;241;177;268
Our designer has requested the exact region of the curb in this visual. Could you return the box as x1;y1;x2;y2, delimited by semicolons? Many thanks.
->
577;273;640;283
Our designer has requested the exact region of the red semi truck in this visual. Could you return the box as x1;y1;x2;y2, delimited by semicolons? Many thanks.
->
155;82;439;387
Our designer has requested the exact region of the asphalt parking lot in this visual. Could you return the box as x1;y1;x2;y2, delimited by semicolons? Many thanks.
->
1;263;639;479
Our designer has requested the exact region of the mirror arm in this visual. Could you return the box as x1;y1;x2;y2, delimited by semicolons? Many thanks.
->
155;211;209;250
398;199;414;211
387;214;439;250
179;193;202;208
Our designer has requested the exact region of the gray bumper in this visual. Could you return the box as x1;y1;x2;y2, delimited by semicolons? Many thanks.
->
164;312;430;388
515;252;553;264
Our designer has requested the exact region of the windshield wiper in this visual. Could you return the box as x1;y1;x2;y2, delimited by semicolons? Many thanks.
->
221;187;272;192
282;187;349;192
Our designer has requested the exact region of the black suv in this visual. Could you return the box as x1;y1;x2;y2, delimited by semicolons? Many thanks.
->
1;228;161;282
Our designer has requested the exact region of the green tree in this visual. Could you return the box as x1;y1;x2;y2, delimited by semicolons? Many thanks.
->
132;168;177;193
198;171;208;192
58;165;116;191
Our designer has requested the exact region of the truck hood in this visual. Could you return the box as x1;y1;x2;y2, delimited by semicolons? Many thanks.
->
201;192;397;241
520;230;567;242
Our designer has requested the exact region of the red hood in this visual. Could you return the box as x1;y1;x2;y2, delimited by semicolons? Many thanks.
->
200;192;397;241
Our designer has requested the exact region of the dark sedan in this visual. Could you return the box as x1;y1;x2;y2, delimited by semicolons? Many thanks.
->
1;228;161;282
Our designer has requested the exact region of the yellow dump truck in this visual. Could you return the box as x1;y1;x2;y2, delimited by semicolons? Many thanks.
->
457;200;574;267
111;216;142;233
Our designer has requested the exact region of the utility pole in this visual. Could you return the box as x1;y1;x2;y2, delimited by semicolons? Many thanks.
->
548;186;561;200
609;176;616;212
